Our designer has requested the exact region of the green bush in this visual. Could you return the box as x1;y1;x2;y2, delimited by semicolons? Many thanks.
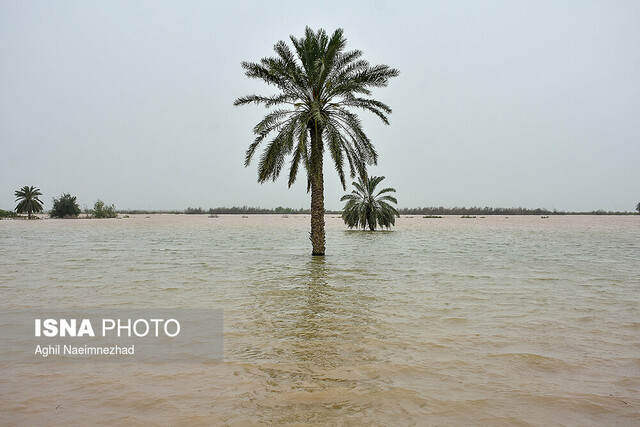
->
50;194;81;218
0;209;18;219
92;200;117;218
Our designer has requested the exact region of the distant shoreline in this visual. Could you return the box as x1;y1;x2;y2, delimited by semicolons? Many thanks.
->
126;206;637;216
2;206;637;219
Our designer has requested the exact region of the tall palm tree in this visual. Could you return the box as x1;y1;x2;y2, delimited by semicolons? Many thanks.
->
234;27;399;255
14;185;44;219
341;174;399;231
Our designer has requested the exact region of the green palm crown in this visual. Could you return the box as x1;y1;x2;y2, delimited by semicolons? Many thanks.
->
14;185;44;219
234;26;399;188
341;174;399;231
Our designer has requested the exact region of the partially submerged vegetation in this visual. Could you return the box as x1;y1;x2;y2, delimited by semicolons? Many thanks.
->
50;194;81;218
4;204;636;217
186;206;314;215
91;200;117;218
341;175;399;231
8;185;635;224
0;209;18;219
234;27;399;255
210;206;313;215
14;186;44;219
400;206;636;216
122;205;637;216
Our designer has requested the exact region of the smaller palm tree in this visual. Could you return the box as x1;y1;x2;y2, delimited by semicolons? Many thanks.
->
341;174;399;230
14;186;44;219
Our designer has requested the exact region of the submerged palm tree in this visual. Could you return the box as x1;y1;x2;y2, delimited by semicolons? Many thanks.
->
341;174;399;231
14;185;44;219
234;27;398;255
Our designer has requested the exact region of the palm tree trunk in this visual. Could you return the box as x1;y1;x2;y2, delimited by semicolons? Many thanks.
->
310;126;325;256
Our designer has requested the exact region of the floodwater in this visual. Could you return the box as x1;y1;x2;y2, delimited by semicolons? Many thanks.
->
1;214;639;425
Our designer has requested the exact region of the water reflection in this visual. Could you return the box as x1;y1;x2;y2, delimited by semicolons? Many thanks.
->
239;256;380;368
228;256;388;422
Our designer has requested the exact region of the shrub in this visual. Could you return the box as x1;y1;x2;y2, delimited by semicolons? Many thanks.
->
50;194;81;218
92;200;117;218
0;209;18;219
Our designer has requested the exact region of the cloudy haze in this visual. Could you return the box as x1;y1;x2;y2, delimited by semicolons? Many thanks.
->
1;0;639;212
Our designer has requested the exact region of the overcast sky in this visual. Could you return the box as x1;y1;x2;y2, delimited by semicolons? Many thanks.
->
1;0;638;211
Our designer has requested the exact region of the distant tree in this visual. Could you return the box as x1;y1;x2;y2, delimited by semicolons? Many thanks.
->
92;200;117;218
341;174;399;230
14;185;44;219
50;194;80;218
636;202;640;214
184;207;205;214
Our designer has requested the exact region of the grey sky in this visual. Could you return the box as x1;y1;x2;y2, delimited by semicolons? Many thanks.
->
1;0;639;211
